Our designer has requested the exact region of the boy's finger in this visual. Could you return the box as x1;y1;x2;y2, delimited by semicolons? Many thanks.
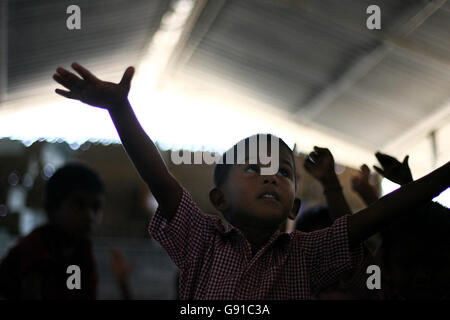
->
375;152;397;166
308;152;318;163
373;165;384;176
313;146;329;154
55;70;83;88
375;152;388;164
119;67;135;89
403;155;409;166
360;164;370;176
55;88;78;100
53;74;75;90
72;62;98;81
56;67;70;76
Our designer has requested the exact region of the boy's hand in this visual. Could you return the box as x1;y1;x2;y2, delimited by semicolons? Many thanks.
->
304;146;336;185
305;146;351;219
111;248;133;281
53;62;134;110
373;152;413;185
351;164;379;205
351;164;372;193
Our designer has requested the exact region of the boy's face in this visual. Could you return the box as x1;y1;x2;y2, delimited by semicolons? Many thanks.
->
222;145;298;229
53;189;104;239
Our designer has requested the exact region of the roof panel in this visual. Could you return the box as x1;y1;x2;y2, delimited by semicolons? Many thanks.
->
7;0;170;93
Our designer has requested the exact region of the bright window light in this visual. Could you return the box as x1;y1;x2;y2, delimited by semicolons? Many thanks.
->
382;178;450;208
381;178;400;196
434;188;450;207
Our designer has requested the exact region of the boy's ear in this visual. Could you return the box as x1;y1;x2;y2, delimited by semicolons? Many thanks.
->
209;187;228;212
289;198;301;220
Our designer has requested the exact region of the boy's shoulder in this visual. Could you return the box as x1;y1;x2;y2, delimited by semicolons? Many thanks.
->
152;186;228;234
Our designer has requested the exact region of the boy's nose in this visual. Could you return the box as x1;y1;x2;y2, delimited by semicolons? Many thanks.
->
263;175;277;184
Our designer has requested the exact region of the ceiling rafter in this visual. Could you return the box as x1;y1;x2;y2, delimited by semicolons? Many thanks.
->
293;0;447;124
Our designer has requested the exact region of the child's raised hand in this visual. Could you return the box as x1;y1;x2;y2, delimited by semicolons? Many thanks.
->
373;152;413;185
350;164;379;205
110;248;133;281
304;146;336;184
53;63;135;110
351;164;372;193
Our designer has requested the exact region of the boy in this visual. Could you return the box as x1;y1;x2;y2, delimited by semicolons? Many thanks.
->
297;148;384;300
52;63;449;299
352;153;450;299
0;163;104;299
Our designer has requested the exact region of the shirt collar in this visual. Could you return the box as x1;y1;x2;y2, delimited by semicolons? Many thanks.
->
215;218;292;246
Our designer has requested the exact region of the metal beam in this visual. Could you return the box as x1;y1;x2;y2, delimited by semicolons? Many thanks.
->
293;2;450;73
158;0;226;87
294;0;447;124
0;0;7;105
382;99;450;159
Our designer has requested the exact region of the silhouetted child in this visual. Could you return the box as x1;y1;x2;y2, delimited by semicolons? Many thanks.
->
52;63;449;299
381;201;450;300
0;163;104;299
298;147;384;299
352;153;450;299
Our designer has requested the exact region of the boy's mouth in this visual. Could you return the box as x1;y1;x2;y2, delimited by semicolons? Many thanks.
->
258;191;280;201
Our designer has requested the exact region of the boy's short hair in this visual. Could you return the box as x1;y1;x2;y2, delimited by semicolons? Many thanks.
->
44;162;105;217
213;134;297;188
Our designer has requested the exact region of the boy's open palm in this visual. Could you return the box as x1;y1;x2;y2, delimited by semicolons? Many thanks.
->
373;152;413;185
53;63;134;110
54;63;183;219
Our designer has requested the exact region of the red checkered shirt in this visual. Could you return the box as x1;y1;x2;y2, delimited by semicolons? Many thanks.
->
149;188;363;300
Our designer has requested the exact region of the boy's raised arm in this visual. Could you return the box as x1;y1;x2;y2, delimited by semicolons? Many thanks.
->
351;164;379;206
347;161;449;247
53;63;182;218
304;146;352;220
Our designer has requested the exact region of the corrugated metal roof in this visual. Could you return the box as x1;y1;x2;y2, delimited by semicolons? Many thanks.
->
172;0;449;151
6;0;170;98
1;0;449;170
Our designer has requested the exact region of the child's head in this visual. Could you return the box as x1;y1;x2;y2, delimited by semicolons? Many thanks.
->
45;163;105;239
381;202;450;299
209;134;301;231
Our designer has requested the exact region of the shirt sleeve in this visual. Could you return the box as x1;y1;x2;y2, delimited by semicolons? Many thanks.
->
298;214;364;293
148;188;216;271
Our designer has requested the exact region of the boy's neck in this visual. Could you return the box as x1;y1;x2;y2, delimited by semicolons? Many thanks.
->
237;223;279;256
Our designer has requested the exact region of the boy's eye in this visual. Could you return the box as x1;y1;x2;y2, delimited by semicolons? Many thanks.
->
278;168;291;178
245;164;260;174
